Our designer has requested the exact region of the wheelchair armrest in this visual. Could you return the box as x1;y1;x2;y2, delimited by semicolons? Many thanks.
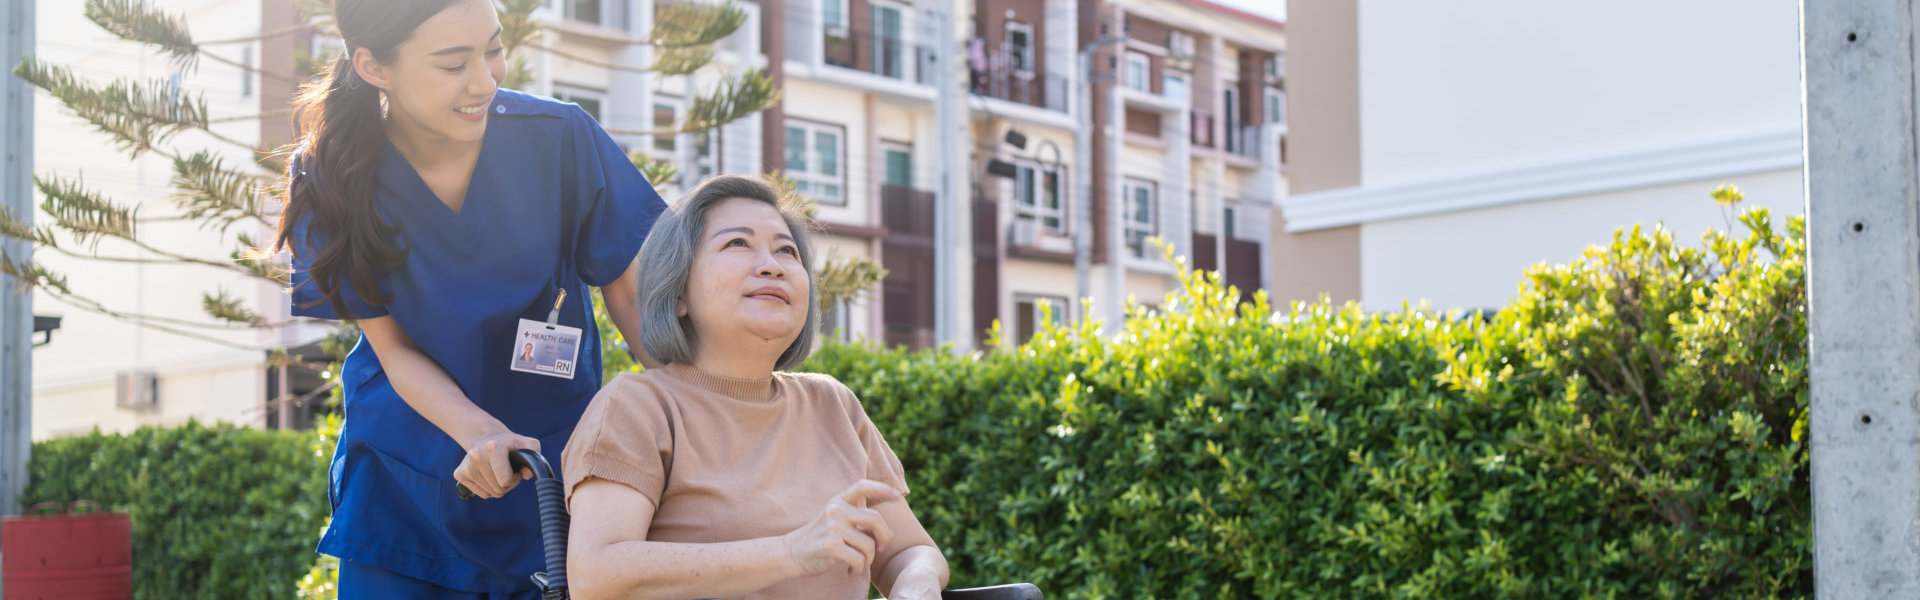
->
941;583;1043;600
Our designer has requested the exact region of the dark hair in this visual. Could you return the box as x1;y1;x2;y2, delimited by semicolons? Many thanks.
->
273;0;460;317
637;176;820;370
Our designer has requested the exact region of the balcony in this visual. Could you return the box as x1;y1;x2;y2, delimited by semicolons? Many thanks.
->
824;29;934;86
1226;124;1261;160
970;57;1069;113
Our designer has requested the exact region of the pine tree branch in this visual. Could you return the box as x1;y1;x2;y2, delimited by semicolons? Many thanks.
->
652;45;716;76
170;150;276;232
35;172;279;280
685;68;780;131
628;150;679;189
497;0;543;49
34;173;138;251
14;55;209;156
816;255;889;316
0;205;60;248
651;1;747;49
85;0;197;68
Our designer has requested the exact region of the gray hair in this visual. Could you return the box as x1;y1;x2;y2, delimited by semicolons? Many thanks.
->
636;175;819;370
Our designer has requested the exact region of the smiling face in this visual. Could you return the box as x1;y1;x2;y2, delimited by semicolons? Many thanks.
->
681;198;813;354
353;0;504;148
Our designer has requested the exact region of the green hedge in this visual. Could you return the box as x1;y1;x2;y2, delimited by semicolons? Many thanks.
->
59;199;1802;598
23;420;331;599
800;203;1809;599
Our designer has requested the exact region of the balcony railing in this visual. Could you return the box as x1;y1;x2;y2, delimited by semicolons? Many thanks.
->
971;63;1069;113
824;30;934;86
1226;124;1261;159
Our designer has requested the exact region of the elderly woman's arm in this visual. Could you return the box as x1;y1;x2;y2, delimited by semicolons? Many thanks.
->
874;498;949;599
569;478;907;600
598;258;661;369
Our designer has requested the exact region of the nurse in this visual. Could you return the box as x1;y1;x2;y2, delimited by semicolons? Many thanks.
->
270;0;665;597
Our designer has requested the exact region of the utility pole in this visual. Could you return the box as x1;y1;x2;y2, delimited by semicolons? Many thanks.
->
3;0;38;535
930;0;972;351
1803;1;1920;598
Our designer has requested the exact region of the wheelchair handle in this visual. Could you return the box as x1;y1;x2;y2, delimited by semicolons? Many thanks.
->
455;448;572;599
454;448;553;499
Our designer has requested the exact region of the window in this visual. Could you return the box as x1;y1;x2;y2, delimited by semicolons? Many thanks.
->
822;0;849;32
871;1;908;80
1268;53;1286;79
1006;22;1034;75
566;0;602;26
883;143;913;188
1013;163;1065;233
1169;31;1195;58
1123;179;1157;257
692;128;717;182
652;97;716;188
1223;205;1238;239
553;85;606;122
1223;86;1241;153
1015;295;1069;342
1164;71;1190;103
1265;88;1286;125
652;101;679;156
785;121;845;203
1123;52;1151;92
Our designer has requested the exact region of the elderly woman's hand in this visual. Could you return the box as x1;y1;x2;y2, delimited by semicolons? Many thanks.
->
781;480;902;576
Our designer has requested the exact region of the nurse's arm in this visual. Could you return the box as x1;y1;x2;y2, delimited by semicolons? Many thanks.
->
358;315;537;498
600;257;661;369
568;479;801;600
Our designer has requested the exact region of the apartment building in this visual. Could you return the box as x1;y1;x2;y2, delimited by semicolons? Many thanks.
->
1068;0;1284;337
25;0;1285;440
458;0;1288;349
1276;0;1803;312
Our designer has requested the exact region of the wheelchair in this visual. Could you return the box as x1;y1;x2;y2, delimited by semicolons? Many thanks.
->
457;449;1044;600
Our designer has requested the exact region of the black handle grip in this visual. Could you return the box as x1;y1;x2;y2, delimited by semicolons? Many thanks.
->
454;448;553;499
454;449;571;596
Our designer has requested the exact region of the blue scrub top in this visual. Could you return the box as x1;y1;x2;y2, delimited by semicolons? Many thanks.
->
287;90;665;593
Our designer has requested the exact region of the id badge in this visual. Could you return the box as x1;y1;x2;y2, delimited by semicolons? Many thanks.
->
511;318;583;379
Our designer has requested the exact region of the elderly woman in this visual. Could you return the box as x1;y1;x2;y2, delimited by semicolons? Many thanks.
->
562;176;950;600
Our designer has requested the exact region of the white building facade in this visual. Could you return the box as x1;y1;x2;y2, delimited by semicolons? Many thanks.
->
1277;0;1804;312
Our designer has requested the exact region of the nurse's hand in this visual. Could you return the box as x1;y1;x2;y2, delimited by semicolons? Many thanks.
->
453;430;541;499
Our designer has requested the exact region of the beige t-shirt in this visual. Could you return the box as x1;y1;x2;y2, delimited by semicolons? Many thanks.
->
562;363;936;599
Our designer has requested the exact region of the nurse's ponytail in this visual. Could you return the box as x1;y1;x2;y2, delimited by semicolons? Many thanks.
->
272;0;456;318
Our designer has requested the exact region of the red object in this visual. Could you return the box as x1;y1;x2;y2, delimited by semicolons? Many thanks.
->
1;501;133;600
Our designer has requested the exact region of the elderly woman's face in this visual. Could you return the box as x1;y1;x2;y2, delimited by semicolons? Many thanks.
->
681;197;811;348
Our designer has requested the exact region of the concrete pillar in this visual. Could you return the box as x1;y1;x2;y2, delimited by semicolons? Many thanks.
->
2;0;37;531
1802;1;1920;597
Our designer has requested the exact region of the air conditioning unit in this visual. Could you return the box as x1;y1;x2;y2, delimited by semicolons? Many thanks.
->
1008;218;1038;248
116;370;159;412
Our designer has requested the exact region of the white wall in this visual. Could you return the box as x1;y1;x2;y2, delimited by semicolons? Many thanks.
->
1359;167;1803;312
31;0;274;439
1357;0;1802;188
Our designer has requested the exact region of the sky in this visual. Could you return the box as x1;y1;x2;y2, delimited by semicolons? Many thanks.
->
1203;0;1287;24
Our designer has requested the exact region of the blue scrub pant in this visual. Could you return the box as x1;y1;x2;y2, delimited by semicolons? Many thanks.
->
338;559;540;600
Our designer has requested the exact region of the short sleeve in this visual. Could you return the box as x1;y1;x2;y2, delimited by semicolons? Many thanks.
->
285;155;390;320
847;388;912;496
569;107;667;287
562;374;675;511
